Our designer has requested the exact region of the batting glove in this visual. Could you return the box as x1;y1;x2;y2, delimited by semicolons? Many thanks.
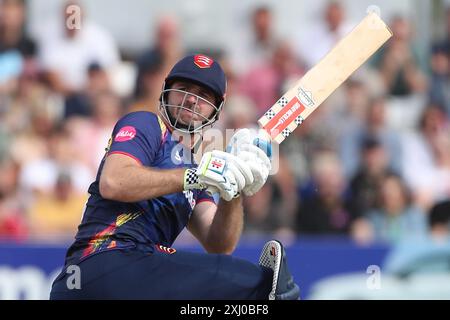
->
227;128;272;196
184;150;253;201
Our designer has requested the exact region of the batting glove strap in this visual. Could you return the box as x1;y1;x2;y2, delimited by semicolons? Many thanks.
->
183;168;204;190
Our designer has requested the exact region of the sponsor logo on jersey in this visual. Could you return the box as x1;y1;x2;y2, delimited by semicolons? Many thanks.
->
115;126;136;142
194;54;213;68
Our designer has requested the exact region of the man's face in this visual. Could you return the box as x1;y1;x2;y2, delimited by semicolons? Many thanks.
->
325;3;344;31
167;80;217;126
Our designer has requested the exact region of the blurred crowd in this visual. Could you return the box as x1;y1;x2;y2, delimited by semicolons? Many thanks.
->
1;0;450;245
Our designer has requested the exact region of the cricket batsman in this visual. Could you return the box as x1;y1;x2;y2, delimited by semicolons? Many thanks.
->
49;54;300;300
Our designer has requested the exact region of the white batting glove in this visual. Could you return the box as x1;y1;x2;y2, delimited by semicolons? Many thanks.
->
227;128;272;196
184;150;253;201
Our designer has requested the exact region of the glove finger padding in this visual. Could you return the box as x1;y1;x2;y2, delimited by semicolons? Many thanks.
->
243;165;269;196
200;174;237;202
236;148;270;197
225;161;246;191
239;144;271;172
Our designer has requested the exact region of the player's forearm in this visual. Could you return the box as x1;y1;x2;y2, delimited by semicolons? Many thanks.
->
100;165;186;202
204;197;244;254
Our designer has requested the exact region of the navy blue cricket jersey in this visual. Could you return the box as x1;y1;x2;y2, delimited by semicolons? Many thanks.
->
64;111;217;266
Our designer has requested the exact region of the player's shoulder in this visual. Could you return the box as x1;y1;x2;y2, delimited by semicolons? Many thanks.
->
118;110;158;123
117;111;167;135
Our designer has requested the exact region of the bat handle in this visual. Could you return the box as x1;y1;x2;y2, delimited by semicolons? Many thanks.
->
253;137;272;159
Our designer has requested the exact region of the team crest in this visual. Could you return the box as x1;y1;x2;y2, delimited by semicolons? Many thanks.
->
194;54;213;68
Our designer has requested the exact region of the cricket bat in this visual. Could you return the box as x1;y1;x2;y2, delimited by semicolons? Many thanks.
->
258;12;393;144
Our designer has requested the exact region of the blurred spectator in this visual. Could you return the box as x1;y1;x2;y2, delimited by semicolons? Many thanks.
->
6;71;63;168
428;200;450;241
362;173;428;244
1;65;32;136
0;0;36;96
0;127;8;160
28;172;87;241
65;90;122;171
227;6;280;75
429;8;450;118
339;96;402;179
347;136;394;220
278;99;330;186
63;62;112;118
302;80;371;171
295;1;353;68
130;53;164;114
239;40;304;117
0;49;22;95
37;0;120;95
336;79;370;127
296;151;355;235
0;0;36;57
0;157;27;240
19;125;93;196
133;15;182;109
243;154;298;243
401;104;450;209
372;16;427;97
218;56;258;130
0;0;35;96
429;48;450;118
433;7;450;56
205;56;251;133
223;95;257;130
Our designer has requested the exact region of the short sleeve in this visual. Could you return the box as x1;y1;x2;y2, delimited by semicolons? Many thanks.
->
108;112;162;166
196;189;219;206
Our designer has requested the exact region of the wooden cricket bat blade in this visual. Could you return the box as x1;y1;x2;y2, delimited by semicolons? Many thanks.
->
258;12;393;144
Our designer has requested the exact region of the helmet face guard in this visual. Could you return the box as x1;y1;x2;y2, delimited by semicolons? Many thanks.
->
158;54;227;134
159;85;224;134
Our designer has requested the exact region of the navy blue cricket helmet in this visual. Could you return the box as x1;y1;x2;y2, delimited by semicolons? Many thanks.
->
159;54;227;133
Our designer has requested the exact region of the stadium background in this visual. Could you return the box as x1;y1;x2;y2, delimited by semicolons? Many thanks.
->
1;0;450;299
